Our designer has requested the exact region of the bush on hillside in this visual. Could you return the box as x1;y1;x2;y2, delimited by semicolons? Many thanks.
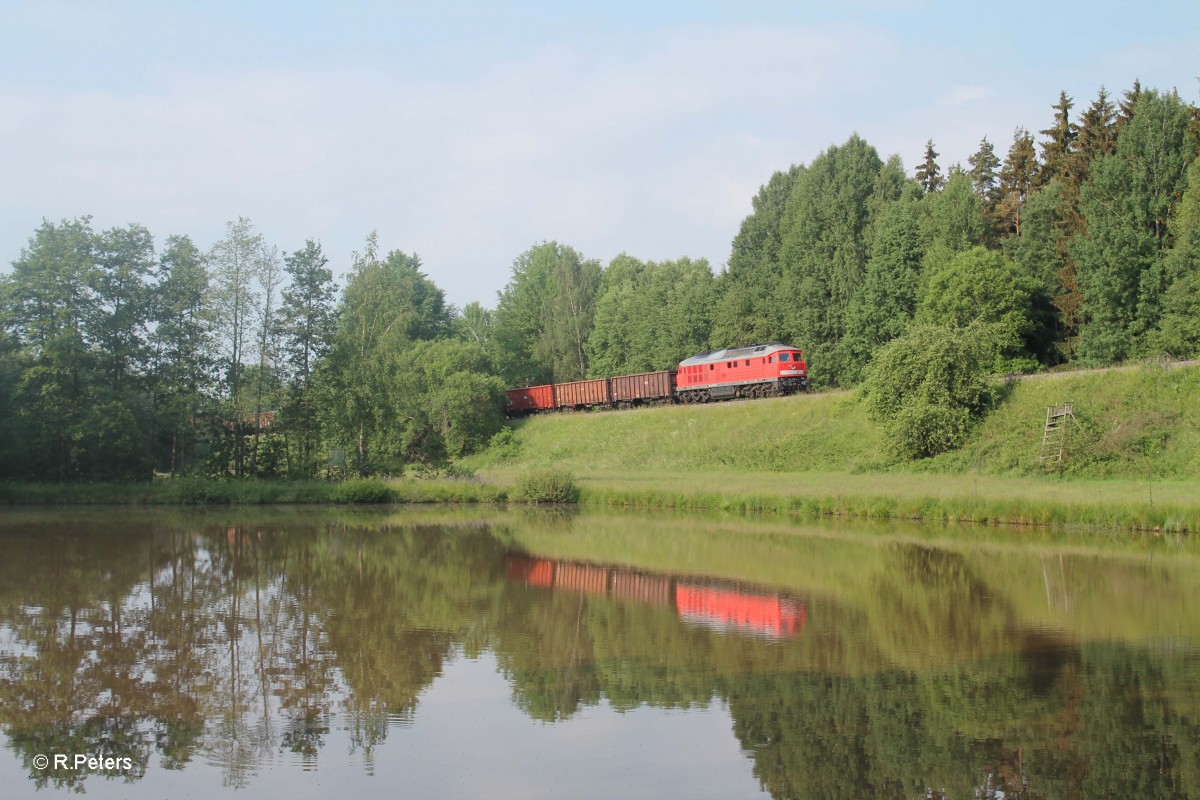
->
514;468;580;504
862;324;994;459
486;427;521;461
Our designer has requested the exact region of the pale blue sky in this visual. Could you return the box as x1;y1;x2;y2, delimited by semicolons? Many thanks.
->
2;1;1197;307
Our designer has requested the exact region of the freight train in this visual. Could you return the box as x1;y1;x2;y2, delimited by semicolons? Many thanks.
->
505;342;808;416
505;554;807;639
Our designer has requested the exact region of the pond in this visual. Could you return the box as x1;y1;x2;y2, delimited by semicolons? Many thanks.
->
1;506;1199;798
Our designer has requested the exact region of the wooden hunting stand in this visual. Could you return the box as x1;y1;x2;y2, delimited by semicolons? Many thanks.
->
1039;402;1077;470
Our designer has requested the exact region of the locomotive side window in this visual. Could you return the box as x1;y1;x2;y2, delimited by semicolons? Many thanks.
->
768;356;774;363
744;360;749;366
779;353;790;362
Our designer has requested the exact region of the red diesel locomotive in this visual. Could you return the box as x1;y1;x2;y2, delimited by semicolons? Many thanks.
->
504;342;808;416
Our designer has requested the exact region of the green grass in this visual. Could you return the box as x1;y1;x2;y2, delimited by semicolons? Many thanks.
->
7;362;1196;528
0;477;509;506
459;362;1200;530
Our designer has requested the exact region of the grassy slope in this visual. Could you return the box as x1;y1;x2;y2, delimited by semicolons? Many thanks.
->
463;362;1200;529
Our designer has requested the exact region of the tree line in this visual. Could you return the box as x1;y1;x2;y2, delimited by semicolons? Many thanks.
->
1;80;1197;479
0;219;507;480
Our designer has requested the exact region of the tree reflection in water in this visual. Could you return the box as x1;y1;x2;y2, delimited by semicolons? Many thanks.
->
1;511;1199;797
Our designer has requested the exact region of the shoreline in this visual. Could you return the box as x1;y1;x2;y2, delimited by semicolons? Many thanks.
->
2;472;1195;534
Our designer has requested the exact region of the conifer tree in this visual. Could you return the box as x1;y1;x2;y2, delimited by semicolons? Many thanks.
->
914;139;944;193
1116;79;1142;135
967;137;1000;203
1075;87;1118;179
967;137;1002;240
1074;89;1195;362
1039;91;1078;185
996;128;1040;237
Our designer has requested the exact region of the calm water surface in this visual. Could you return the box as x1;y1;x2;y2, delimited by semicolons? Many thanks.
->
2;506;1200;799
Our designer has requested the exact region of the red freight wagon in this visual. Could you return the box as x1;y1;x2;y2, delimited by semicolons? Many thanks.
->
609;370;676;405
553;562;609;595
553;378;611;410
506;555;556;588
611;571;673;607
505;384;555;416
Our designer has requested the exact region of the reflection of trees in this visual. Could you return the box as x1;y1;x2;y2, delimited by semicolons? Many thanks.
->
0;521;159;790
3;516;1200;797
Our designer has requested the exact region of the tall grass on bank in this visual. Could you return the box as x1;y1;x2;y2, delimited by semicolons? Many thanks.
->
577;483;1199;533
0;478;508;506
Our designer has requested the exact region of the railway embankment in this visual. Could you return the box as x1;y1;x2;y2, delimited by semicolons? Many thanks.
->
464;360;1200;531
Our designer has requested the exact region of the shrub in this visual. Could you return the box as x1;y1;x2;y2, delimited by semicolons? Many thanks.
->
862;324;993;459
166;477;230;505
884;401;972;460
331;478;394;504
514;468;580;504
486;427;521;461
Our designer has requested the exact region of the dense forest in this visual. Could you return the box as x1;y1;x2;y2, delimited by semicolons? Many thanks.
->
1;81;1198;480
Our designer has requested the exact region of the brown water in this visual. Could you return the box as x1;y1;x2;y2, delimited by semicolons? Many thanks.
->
2;506;1200;799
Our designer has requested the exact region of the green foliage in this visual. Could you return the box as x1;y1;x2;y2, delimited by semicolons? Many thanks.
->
492;242;601;385
996;127;1040;238
484;427;521;461
151;234;215;475
967;136;1001;217
317;234;455;475
331;478;394;504
778;135;889;386
862;324;994;459
1075;87;1119;176
1039;90;1079;184
711;166;804;347
918;170;984;275
914;139;943;193
1154;155;1200;357
586;254;716;376
514;468;580;503
917;246;1050;371
841;194;924;383
1075;90;1196;363
1004;180;1076;351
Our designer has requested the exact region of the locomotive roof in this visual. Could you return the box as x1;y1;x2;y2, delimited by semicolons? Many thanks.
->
679;342;799;367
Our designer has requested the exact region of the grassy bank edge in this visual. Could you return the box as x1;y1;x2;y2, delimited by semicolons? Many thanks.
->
576;484;1196;533
1;476;1194;533
0;478;509;507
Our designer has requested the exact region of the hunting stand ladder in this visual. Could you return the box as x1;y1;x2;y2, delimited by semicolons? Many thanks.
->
1040;402;1077;469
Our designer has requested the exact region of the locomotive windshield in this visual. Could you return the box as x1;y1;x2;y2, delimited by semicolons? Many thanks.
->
779;353;790;362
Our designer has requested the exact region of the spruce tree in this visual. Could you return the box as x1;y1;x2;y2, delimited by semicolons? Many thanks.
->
1039;91;1078;185
914;139;944;193
1116;79;1142;135
997;128;1040;237
1074;89;1195;362
967;137;1000;202
1075;86;1118;179
967;137;1002;240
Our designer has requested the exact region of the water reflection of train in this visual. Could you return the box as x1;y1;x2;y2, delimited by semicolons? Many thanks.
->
505;554;807;639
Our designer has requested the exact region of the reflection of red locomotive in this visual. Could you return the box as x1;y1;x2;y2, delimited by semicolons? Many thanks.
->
505;342;808;416
505;554;807;639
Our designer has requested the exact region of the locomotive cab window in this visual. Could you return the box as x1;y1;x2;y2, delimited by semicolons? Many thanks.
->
779;353;790;362
744;360;750;366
